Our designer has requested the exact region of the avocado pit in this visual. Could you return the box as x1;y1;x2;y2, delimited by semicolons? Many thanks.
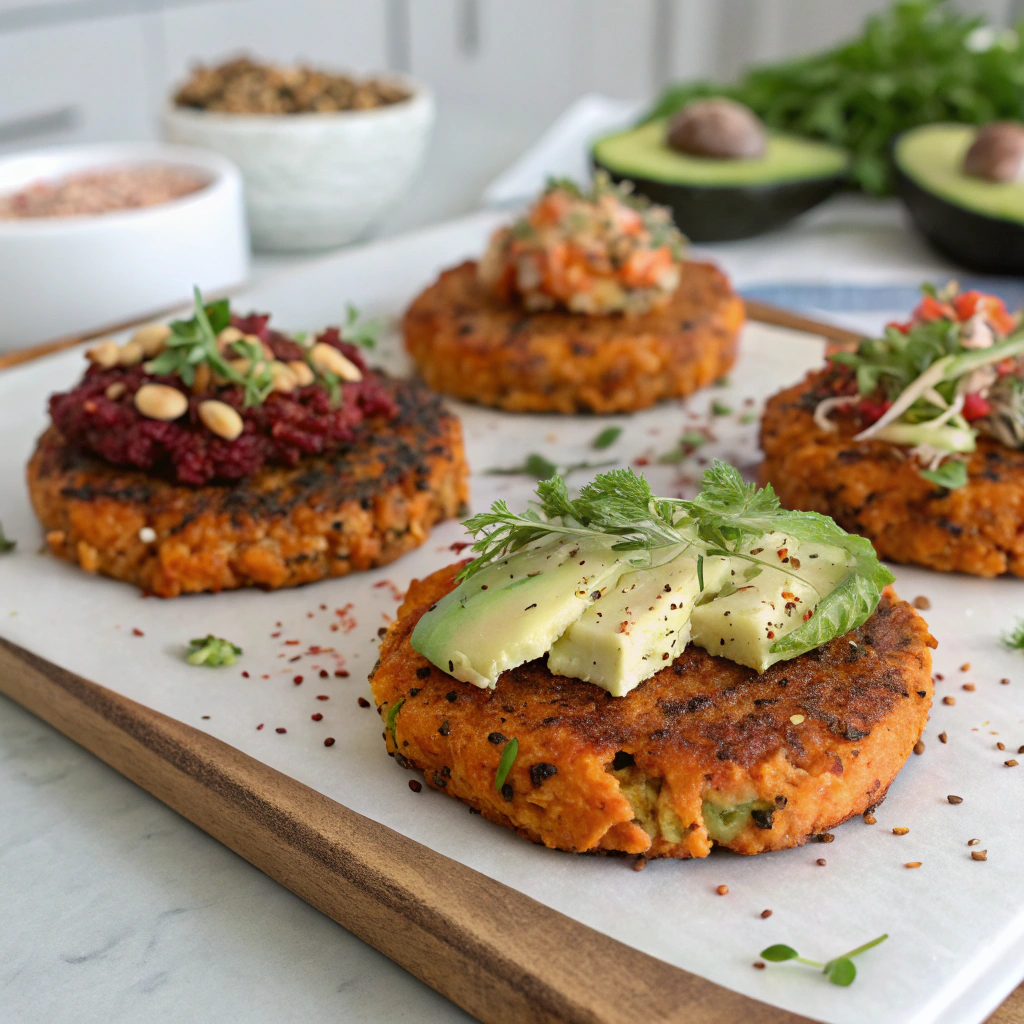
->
666;98;768;160
963;121;1024;183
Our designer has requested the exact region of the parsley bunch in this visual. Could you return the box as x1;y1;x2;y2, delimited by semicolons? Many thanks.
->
459;461;894;663
646;0;1024;194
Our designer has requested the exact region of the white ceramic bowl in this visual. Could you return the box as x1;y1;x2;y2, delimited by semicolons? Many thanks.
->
0;143;249;352
162;77;435;252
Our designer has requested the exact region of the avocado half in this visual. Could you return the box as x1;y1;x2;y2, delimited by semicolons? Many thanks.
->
893;123;1024;275
592;119;848;242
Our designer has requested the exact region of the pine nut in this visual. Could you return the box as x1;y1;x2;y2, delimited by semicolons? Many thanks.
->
135;383;188;421
217;326;245;350
288;360;315;386
270;361;298;393
192;362;212;394
310;343;362;381
226;358;267;377
198;399;243;441
132;322;171;357
86;340;120;368
118;340;144;366
105;382;126;400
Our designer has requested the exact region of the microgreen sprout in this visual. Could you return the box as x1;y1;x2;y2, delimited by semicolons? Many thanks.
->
659;430;707;464
341;303;384;350
760;933;887;987
711;399;733;416
186;635;242;667
386;697;405;739
0;521;15;554
495;737;518;791
1002;618;1024;651
593;426;623;450
486;454;614;480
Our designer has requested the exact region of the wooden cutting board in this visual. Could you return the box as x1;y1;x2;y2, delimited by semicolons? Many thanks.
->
1;303;1021;1024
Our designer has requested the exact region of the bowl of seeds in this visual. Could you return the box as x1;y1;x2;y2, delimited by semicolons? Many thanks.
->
163;56;434;252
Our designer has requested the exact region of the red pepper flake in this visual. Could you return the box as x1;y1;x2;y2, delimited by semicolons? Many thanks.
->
285;639;300;646
275;727;286;734
242;670;250;678
271;632;281;638
324;737;336;747
132;627;144;637
261;674;270;680
358;697;371;708
766;630;775;639
256;723;264;730
317;694;329;701
753;962;766;970
311;712;323;721
320;604;327;611
449;541;471;553
634;456;650;467
777;547;788;560
802;609;814;621
408;779;422;792
293;675;304;685
335;669;350;678
319;669;329;678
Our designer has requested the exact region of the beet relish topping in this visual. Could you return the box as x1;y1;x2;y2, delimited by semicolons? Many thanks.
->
49;297;398;486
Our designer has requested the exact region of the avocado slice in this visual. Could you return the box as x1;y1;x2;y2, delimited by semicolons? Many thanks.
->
592;119;848;242
411;535;625;688
894;123;1024;275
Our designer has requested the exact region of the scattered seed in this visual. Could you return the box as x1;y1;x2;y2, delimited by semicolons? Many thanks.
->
753;962;766;970
716;884;729;895
943;696;956;706
293;675;303;685
760;909;773;919
968;838;980;846
1005;759;1019;767
789;714;805;724
971;850;988;861
1018;745;1024;754
912;596;931;609
817;833;835;843
960;663;971;672
913;740;925;755
935;673;944;681
275;727;286;734
138;526;157;544
939;732;948;744
997;742;1006;751
892;827;909;835
816;858;827;866
1000;678;1010;685
947;795;964;804
905;862;922;869
632;856;647;872
324;737;335;747
408;779;422;793
962;683;975;692
357;697;371;708
311;712;323;721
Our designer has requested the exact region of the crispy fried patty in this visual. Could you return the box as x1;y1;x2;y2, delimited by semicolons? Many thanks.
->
762;370;1024;577
28;378;469;597
370;563;934;859
402;260;744;414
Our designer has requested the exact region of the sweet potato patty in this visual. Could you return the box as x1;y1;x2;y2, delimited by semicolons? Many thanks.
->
402;259;744;414
28;378;468;597
370;563;934;859
761;370;1024;577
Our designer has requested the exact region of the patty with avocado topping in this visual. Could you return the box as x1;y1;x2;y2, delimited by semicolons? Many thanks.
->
371;566;933;859
369;463;934;859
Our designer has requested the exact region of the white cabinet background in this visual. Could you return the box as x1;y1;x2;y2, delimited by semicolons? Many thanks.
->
0;0;1019;156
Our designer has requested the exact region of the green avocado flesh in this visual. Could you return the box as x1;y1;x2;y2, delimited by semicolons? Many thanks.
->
592;119;848;188
412;531;854;696
895;123;1024;223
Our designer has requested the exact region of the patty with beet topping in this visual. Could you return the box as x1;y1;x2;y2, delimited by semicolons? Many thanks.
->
27;295;469;595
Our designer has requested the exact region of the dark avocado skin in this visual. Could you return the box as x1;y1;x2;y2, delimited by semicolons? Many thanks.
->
894;160;1024;275
593;158;846;242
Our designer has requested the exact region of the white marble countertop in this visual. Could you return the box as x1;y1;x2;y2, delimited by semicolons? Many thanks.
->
3;102;1016;1024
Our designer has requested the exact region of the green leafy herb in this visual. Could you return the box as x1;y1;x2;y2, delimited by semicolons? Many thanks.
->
593;426;623;450
458;462;894;661
645;0;1024;194
1002;618;1024;651
740;412;758;425
0;521;15;554
386;697;405;738
186;635;242;667
495;736;519;790
486;454;614;480
341;303;384;350
711;399;733;417
696;553;704;592
658;430;707;464
760;934;887;986
147;288;274;407
919;460;969;490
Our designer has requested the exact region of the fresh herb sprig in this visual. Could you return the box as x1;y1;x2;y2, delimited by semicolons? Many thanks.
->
592;426;622;450
486;454;614;480
0;521;15;554
761;933;888;987
646;0;1024;194
495;737;518;791
1002;618;1024;651
341;303;384;350
186;635;242;667
386;698;405;739
459;462;894;661
146;288;274;407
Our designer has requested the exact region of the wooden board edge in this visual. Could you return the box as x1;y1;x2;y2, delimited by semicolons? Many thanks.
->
0;637;821;1024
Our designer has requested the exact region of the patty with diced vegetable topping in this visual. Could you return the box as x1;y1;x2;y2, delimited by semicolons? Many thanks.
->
370;563;934;859
403;258;742;414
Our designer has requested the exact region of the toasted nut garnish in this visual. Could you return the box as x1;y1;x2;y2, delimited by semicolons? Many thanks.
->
135;383;188;421
288;360;315;386
310;342;362;381
198;399;243;440
105;382;126;400
118;340;144;366
217;326;245;350
269;361;298;393
192;362;212;394
226;358;267;378
132;322;171;357
86;340;120;368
